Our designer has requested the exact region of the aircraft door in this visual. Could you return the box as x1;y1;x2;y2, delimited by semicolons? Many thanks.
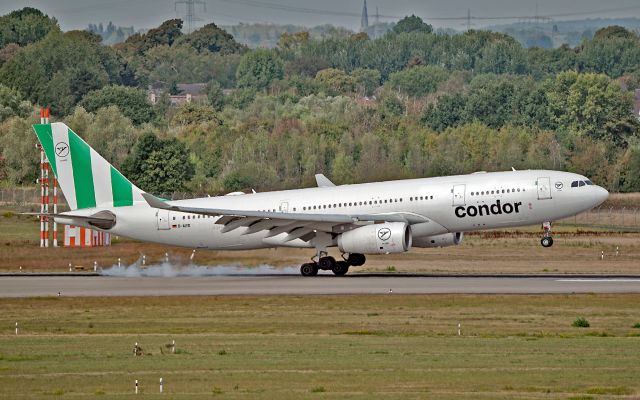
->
279;201;289;213
452;184;466;206
537;177;552;200
157;209;170;230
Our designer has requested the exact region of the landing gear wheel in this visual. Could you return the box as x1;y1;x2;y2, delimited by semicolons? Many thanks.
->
347;253;366;267
300;263;318;277
332;261;349;276
541;237;554;248
541;221;553;248
318;256;336;270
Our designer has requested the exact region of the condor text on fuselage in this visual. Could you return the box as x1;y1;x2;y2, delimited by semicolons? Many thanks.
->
455;200;523;218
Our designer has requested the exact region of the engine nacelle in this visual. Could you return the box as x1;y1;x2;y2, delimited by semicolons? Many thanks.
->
412;232;464;248
338;222;411;254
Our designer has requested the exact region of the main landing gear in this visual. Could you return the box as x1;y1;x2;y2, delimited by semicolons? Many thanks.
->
541;221;553;248
300;253;366;277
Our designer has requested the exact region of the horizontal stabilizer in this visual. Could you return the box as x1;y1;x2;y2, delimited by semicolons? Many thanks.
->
22;211;116;230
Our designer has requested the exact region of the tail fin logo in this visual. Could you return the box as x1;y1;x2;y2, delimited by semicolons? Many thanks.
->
55;142;69;157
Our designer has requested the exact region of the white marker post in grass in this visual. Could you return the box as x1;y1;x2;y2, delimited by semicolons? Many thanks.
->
142;255;146;266
190;250;196;261
15;322;18;335
118;258;121;268
172;339;175;354
601;251;604;260
69;263;72;272
135;379;138;394
457;323;461;336
93;261;97;272
165;253;169;263
159;377;163;393
616;246;619;257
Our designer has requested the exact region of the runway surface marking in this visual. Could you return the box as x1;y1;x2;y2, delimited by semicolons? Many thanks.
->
556;279;640;282
2;276;640;297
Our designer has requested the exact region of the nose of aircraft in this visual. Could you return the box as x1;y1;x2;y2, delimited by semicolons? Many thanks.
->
593;185;609;206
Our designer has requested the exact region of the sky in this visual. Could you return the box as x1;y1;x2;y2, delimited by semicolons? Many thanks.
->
2;0;640;31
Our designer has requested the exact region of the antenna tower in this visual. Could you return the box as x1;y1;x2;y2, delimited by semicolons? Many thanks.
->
175;0;206;33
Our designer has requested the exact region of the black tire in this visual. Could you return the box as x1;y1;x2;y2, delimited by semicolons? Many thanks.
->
332;261;349;276
318;256;336;270
541;237;553;248
347;253;366;267
300;263;318;276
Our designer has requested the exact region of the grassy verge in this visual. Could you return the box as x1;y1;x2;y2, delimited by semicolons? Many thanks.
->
0;295;640;399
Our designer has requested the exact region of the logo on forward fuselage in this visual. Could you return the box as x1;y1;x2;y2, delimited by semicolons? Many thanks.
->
455;200;522;218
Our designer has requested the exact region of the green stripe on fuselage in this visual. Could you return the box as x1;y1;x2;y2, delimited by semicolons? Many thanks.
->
110;166;133;207
68;128;96;209
32;124;57;176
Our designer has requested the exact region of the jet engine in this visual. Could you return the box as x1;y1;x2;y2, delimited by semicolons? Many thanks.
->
412;232;464;248
338;222;411;254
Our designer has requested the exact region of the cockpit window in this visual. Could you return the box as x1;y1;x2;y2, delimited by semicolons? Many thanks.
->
571;180;592;188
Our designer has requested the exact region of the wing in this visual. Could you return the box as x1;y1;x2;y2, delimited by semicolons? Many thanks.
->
142;193;432;243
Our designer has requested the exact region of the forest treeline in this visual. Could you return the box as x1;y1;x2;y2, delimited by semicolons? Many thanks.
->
0;7;639;195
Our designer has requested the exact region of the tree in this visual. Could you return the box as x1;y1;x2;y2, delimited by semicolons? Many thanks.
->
0;115;38;184
593;26;636;41
120;19;183;55
351;68;380;97
285;56;329;77
0;29;123;115
0;7;58;48
121;133;194;193
277;31;310;50
393;15;433;34
422;93;467;132
171;102;220;126
547;71;638;143
80;85;155;125
0;84;32;123
315;68;355;96
206;80;225;111
387;65;448;97
176;22;245;55
235;49;284;91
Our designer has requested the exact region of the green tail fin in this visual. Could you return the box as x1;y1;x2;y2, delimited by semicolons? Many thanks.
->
33;122;144;210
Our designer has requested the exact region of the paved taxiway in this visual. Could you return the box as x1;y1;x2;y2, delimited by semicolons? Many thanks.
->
2;275;640;297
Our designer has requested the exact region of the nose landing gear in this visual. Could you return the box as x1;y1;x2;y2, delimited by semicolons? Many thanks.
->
299;252;366;276
541;221;553;247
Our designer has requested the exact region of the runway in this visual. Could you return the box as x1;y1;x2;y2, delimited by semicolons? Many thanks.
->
2;275;640;297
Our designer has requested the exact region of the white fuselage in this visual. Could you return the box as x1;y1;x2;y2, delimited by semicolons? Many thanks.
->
59;170;608;251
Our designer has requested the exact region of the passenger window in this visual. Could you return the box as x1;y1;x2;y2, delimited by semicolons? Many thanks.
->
430;196;433;199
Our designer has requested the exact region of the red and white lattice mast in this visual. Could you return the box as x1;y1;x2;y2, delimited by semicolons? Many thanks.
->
38;107;57;247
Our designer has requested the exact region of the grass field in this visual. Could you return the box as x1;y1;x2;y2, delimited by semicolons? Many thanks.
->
1;295;640;399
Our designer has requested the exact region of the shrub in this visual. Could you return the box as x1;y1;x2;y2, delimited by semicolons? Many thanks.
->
572;317;590;328
632;323;640;329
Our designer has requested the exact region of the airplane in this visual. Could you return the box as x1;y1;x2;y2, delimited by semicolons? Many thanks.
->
33;122;609;276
